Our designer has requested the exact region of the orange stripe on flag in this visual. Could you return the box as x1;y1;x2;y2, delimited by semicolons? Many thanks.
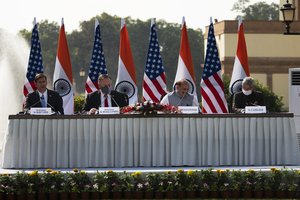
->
119;25;137;83
179;22;195;82
236;23;250;76
57;24;73;82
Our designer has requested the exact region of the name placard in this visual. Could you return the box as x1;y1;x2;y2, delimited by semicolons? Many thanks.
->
178;106;199;114
98;107;120;115
245;106;267;114
30;107;52;115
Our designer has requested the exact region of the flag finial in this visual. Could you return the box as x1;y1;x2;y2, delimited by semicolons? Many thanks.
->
121;18;125;29
61;18;64;25
95;19;99;29
182;16;186;25
151;18;156;26
238;16;243;28
33;17;36;26
210;17;213;24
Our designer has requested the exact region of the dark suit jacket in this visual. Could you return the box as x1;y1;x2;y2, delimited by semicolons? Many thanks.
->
83;90;129;112
25;89;64;114
233;90;265;111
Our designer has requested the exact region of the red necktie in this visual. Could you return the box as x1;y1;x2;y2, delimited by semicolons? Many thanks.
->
104;95;109;107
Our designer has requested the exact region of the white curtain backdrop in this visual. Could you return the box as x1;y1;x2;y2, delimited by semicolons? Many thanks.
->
2;115;300;168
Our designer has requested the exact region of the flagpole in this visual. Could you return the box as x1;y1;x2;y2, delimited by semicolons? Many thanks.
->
151;18;155;27
238;16;243;29
95;19;99;31
33;17;36;26
121;18;125;29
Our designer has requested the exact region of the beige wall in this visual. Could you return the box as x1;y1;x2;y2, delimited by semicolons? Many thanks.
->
273;73;289;108
252;73;267;86
216;34;300;58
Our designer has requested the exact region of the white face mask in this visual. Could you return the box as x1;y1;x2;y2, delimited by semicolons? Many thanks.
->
242;89;252;96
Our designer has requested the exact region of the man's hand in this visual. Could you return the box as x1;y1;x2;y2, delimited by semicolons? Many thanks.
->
89;108;97;115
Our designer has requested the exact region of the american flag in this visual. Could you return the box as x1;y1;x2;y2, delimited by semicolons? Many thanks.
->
200;20;228;113
142;19;167;102
85;19;107;94
23;19;44;97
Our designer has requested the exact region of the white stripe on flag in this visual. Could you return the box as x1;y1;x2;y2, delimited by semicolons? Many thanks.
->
143;75;161;100
201;98;212;113
24;80;34;94
86;77;98;92
142;88;152;101
156;75;167;91
209;72;228;109
201;79;223;113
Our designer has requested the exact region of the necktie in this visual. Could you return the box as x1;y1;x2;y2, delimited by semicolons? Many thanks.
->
41;94;46;108
104;95;109;107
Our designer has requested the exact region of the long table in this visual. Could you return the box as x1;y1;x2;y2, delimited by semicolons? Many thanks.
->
2;113;300;168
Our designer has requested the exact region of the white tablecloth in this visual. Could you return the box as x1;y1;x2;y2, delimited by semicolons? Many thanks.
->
2;114;300;168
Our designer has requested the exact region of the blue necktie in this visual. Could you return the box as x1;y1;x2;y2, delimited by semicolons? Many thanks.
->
41;94;46;108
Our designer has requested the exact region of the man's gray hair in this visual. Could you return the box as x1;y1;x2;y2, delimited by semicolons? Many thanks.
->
175;79;189;87
242;77;255;88
98;74;111;81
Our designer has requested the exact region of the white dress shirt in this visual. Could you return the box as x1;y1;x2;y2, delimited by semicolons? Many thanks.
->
38;90;48;106
100;92;112;107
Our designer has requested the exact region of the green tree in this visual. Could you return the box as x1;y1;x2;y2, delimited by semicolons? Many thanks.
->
232;0;279;20
243;2;279;20
231;0;250;15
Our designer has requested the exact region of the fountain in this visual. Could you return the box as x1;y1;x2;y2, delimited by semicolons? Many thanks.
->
0;29;29;154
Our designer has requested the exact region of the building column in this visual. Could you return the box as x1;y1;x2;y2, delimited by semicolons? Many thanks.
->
267;73;273;90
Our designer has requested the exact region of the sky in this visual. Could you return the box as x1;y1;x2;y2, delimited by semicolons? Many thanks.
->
1;0;278;34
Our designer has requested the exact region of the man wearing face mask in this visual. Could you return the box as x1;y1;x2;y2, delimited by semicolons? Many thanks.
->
232;77;265;113
83;74;129;115
160;79;198;106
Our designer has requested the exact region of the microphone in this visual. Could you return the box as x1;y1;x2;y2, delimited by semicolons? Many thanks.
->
47;102;62;115
250;102;260;106
246;101;259;106
23;99;42;114
176;92;187;106
110;91;120;107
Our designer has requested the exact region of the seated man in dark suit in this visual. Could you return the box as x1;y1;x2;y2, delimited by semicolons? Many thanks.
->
232;76;265;113
25;73;64;114
83;74;129;115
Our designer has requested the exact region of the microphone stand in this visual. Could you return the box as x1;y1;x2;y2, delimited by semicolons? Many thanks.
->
47;102;61;115
176;93;186;107
111;95;120;107
110;91;120;107
22;99;42;115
